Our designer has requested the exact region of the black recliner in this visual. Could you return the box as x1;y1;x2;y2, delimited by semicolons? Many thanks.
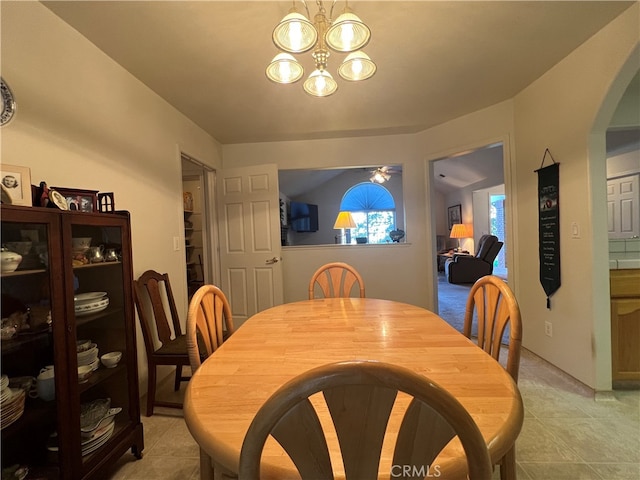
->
445;234;503;284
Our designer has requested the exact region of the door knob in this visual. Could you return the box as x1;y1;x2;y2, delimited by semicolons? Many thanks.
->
265;257;280;264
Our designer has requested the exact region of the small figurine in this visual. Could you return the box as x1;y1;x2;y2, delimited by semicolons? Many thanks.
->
39;181;50;208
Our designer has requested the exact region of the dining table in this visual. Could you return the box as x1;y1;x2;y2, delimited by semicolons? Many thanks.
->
184;297;524;480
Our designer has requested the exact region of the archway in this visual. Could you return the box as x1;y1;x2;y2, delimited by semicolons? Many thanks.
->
589;44;639;391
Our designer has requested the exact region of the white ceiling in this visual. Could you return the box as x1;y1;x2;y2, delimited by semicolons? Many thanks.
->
42;1;635;146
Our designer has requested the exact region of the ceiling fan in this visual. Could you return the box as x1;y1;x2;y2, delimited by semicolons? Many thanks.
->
369;166;398;183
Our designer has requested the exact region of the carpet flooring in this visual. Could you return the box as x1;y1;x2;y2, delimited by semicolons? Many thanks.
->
436;272;472;333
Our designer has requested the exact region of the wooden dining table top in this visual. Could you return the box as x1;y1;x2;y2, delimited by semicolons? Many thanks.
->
184;297;524;480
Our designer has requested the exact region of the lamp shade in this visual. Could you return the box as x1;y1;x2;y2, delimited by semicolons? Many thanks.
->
266;53;304;84
325;10;371;52
272;11;317;53
303;69;338;97
333;211;357;229
449;224;470;239
338;51;376;81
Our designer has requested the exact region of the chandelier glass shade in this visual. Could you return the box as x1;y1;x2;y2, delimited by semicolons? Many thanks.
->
272;11;317;53
338;51;376;81
266;1;376;97
303;69;338;96
325;10;371;52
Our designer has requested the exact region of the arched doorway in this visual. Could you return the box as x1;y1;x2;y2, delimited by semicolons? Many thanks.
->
589;45;639;390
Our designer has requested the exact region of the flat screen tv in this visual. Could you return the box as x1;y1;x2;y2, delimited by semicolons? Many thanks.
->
289;201;319;232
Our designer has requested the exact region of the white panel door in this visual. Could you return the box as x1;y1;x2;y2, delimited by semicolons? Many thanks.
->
218;164;283;327
607;174;640;239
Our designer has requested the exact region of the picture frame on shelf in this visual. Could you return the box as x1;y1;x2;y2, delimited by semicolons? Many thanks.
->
447;204;462;230
0;164;32;206
52;187;98;212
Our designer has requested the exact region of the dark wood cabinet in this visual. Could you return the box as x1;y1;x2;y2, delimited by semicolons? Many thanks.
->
1;205;143;479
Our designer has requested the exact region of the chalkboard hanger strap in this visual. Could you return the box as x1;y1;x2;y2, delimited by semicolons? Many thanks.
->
535;148;559;172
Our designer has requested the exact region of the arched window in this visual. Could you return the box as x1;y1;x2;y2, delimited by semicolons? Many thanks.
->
340;182;396;244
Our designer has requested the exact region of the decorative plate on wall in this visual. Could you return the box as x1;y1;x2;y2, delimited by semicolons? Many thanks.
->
1;78;16;126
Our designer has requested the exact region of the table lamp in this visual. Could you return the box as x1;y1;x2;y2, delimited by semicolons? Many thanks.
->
333;211;356;244
449;223;470;252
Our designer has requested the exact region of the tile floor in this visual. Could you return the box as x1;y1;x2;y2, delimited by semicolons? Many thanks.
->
105;348;639;480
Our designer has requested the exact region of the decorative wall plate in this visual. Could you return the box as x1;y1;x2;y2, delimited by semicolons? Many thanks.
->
1;78;16;126
49;190;69;210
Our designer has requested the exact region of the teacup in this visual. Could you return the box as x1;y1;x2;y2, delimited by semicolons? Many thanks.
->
36;367;55;401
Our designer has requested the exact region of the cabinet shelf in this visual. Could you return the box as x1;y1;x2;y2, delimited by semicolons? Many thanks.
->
0;329;51;355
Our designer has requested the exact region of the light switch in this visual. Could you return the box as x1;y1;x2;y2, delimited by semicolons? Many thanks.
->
571;222;580;239
173;236;181;251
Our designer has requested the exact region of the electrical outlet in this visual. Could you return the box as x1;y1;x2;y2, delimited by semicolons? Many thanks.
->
544;321;553;337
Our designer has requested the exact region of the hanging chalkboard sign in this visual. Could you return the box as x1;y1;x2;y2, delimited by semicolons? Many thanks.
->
536;149;560;309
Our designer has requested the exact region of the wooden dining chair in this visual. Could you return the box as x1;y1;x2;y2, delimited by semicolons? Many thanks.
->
133;269;193;416
239;360;492;480
186;285;237;480
463;274;523;480
186;284;234;375
308;262;365;299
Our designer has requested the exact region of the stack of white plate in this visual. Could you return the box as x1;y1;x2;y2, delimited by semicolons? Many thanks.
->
77;343;99;367
1;375;26;430
47;420;115;456
74;292;109;317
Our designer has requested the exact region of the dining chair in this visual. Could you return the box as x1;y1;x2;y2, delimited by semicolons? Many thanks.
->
133;269;193;416
308;262;365;299
239;360;492;480
186;285;237;480
186;284;234;374
463;274;523;480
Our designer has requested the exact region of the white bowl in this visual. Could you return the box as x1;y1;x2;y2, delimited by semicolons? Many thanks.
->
100;352;122;369
1;249;22;273
77;365;93;383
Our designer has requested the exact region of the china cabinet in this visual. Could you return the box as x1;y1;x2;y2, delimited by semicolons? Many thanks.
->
1;205;143;479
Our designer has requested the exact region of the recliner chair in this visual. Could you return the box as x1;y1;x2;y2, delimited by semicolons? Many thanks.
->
445;234;503;284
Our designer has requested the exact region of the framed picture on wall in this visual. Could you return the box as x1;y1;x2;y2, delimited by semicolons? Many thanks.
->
1;164;32;206
447;204;462;230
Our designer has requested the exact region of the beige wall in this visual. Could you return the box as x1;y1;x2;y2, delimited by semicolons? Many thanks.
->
1;2;222;389
512;4;639;390
2;2;638;392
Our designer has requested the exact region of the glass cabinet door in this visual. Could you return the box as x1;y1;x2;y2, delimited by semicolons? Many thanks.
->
1;208;64;477
63;214;137;475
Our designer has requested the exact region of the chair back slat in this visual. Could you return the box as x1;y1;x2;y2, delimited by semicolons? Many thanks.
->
134;270;182;347
309;262;365;299
394;399;456;477
271;399;334;479
325;384;397;479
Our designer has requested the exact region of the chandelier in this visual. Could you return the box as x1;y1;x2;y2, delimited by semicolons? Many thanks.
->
266;1;376;97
